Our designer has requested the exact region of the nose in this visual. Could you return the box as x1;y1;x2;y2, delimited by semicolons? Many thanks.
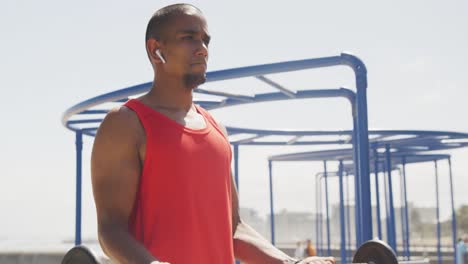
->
195;40;208;59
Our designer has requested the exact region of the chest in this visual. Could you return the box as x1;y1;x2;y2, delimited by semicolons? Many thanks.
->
161;108;207;130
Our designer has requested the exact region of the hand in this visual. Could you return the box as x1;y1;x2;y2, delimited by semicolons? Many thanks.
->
294;256;335;264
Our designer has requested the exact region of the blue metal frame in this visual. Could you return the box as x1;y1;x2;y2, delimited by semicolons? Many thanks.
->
270;147;466;259
62;53;468;255
63;54;375;245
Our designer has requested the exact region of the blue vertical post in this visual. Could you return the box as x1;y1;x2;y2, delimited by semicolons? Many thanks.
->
317;175;323;256
435;160;442;264
351;55;372;244
402;158;410;260
233;146;239;264
338;160;346;264
373;148;382;240
351;117;362;247
345;172;352;261
233;144;239;192
324;161;331;256
398;168;406;258
315;174;320;255
448;157;457;264
385;144;397;252
382;162;389;243
75;130;83;246
268;160;275;245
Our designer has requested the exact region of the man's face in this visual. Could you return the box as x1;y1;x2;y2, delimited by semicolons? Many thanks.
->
161;11;210;89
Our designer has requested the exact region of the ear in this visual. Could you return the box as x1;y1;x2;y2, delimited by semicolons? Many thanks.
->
146;38;164;64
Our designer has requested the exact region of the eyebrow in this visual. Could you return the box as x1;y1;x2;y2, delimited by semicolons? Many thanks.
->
177;29;211;42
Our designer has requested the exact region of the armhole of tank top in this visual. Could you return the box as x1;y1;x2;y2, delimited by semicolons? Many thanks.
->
123;101;153;188
123;101;153;241
195;105;233;165
196;105;227;138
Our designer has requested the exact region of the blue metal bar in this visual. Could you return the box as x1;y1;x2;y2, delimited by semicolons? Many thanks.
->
255;76;296;98
385;144;397;252
207;54;359;82
233;144;239;192
435;160;442;264
402;158;410;260
374;148;382;240
352;53;372;243
63;53;369;130
75;131;83;246
338;160;346;264
315;174;320;255
77;109;108;115
448;157;457;264
268;160;275;245
318;175;323;256
352;115;362;247
382;162;389;243
398;168;406;257
346;172;352;261
195;87;255;102
324;161;331;256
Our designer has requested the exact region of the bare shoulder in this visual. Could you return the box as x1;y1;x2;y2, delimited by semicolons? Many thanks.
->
95;105;143;143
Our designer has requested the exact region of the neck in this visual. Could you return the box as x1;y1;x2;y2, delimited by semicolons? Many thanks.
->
147;75;194;112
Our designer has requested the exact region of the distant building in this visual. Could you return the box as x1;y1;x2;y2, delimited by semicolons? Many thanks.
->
240;207;269;239
268;209;320;244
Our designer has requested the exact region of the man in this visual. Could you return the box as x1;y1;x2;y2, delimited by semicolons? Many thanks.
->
91;4;335;264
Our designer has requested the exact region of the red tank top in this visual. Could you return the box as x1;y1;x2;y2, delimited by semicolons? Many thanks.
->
124;99;234;263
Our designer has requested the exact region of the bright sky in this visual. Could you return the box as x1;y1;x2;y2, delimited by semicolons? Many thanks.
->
1;0;468;245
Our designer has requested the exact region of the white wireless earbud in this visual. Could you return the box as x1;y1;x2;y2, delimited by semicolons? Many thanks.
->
155;49;166;64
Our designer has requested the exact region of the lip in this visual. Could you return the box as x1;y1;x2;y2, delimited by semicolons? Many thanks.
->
191;62;207;69
191;62;207;66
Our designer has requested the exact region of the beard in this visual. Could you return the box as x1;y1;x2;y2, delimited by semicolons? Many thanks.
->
183;73;206;90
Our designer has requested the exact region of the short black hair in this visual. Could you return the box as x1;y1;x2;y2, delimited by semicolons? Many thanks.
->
145;3;203;43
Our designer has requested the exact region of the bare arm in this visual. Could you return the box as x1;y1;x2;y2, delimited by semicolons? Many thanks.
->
218;124;334;264
91;107;165;264
215;124;293;263
230;176;296;264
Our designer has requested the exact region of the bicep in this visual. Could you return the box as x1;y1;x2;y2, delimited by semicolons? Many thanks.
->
91;110;142;227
